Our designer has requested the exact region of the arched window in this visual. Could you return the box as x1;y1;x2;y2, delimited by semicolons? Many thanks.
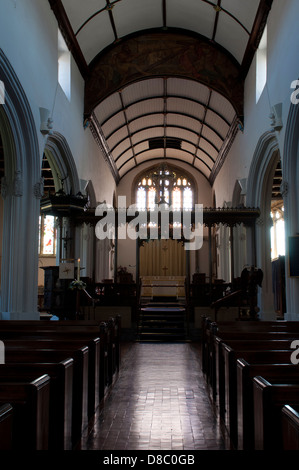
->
270;202;285;260
136;164;194;211
39;153;57;256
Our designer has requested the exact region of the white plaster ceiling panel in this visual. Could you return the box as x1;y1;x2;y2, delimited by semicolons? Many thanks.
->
101;112;126;137
181;141;197;155
107;127;129;151
209;91;236;123
166;128;198;146
199;139;218;162
166;114;200;134
134;141;150;154
136;149;165;164
193;157;211;178
131;127;164;145
201;126;222;152
167;0;216;39
171;79;211;105
111;135;131;157
122;78;164;105
215;12;249;63
126;98;164;122
167;149;194;166
221;0;260;32
113;0;162;38
76;15;115;64
115;151;133;171
116;148;135;167
61;0;107;32
205;110;230;140
129;114;164;134
119;158;136;177
167;98;205;122
95;93;122;123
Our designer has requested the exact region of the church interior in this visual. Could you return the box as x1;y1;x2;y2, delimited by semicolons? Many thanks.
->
0;0;299;454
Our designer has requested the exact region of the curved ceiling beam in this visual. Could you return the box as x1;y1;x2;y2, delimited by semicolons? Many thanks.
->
112;129;216;167
105;111;225;145
117;147;212;173
85;28;244;122
100;94;231;128
119;156;211;183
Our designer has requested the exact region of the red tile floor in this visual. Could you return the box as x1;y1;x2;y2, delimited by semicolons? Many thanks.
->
79;342;230;451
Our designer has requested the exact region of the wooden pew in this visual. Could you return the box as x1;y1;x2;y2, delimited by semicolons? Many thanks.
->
0;359;73;450
99;322;110;402
4;347;88;448
282;405;299;450
219;347;293;449
212;334;297;404
200;317;299;449
3;337;100;420
202;316;299;388
0;403;13;450
0;375;51;450
253;376;299;450
237;360;299;450
0;317;121;396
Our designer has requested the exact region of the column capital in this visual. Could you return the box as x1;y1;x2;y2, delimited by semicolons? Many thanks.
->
33;177;44;199
280;180;288;197
13;170;23;197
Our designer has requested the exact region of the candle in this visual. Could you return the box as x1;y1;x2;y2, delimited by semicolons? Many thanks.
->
78;258;80;281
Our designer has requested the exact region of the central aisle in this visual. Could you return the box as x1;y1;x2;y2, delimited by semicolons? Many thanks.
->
80;342;229;451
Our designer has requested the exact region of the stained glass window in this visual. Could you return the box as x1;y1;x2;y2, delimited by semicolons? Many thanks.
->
39;215;57;256
270;204;285;260
136;165;194;210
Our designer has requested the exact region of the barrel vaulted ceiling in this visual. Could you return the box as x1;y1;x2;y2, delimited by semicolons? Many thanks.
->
49;0;273;184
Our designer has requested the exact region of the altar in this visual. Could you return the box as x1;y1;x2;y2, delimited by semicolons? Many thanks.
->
140;276;185;299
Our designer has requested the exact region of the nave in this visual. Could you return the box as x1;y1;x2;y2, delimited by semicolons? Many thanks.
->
79;342;229;451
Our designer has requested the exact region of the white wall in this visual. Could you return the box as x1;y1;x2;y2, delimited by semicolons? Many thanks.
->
214;0;299;207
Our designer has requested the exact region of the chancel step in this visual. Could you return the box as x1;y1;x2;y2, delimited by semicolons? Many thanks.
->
137;304;187;342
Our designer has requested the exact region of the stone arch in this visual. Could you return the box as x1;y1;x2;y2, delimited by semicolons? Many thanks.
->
246;130;280;320
44;131;81;195
0;48;41;319
281;98;299;320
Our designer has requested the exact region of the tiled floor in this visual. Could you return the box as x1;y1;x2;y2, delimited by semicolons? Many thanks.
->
80;342;229;451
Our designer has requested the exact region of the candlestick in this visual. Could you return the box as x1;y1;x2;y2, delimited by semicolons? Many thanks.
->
77;258;80;281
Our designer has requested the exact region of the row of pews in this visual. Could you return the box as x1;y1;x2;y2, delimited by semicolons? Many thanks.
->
201;316;299;450
0;316;121;450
